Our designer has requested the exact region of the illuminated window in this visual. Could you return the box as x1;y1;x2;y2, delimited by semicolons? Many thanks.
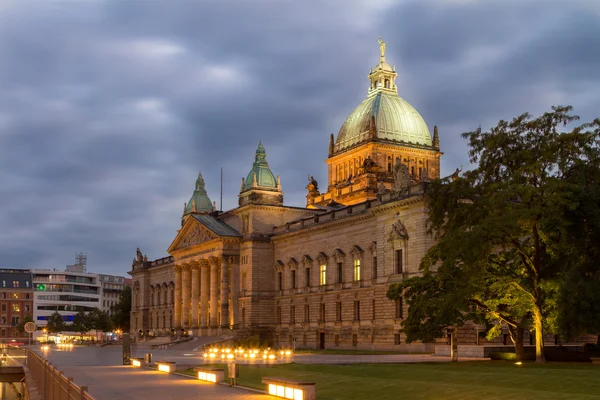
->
12;304;20;312
13;281;19;288
12;293;19;299
353;259;361;281
319;265;326;285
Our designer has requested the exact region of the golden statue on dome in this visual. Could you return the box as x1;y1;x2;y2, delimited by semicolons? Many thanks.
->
378;36;386;58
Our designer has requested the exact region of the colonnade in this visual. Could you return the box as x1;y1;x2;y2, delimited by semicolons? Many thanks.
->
173;255;239;331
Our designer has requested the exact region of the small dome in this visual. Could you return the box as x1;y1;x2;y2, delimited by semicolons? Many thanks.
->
243;142;277;191
185;173;213;214
335;91;432;153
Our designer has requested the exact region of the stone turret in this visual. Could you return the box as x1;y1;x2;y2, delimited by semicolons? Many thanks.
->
239;142;283;207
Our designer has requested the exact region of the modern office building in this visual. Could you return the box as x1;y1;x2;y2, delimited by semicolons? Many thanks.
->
0;269;34;341
31;268;102;327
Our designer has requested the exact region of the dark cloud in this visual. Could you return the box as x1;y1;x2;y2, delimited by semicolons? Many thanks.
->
1;0;598;275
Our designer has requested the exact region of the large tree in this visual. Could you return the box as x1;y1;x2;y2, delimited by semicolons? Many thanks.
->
111;286;131;331
72;309;91;339
46;311;65;334
388;106;600;363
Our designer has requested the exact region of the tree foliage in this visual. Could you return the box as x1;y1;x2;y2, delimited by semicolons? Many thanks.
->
46;311;65;334
72;309;91;336
111;286;131;331
17;314;34;334
388;106;600;363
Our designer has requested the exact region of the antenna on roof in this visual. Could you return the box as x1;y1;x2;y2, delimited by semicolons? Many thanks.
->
220;167;223;212
75;252;87;273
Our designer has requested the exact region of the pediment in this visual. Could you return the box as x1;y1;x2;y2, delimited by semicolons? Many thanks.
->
168;219;218;253
349;245;364;255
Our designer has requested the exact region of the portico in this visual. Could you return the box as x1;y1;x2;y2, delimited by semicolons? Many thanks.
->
168;215;242;336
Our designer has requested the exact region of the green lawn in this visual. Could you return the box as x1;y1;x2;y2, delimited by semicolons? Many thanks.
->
183;362;600;400
294;349;431;355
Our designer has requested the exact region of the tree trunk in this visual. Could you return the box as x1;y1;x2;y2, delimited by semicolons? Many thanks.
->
532;303;545;363
509;326;525;361
515;327;525;361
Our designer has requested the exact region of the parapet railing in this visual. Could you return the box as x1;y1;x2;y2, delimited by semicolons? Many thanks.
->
25;350;95;400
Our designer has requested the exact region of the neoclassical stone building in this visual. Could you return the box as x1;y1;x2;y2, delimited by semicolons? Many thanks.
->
130;41;446;350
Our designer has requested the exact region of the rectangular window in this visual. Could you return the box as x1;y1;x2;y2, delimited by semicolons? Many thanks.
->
353;259;361;281
12;304;20;312
0;304;5;312
354;300;360;321
372;256;377;279
352;333;358;347
13;281;19;288
1;293;4;299
305;268;311;287
320;303;325;322
304;304;310;323
290;306;295;324
291;270;296;289
1;317;5;324
335;334;340;346
394;334;401;345
395;249;403;274
25;293;30;300
303;334;307;346
276;307;281;324
11;316;19;326
395;298;403;319
337;262;343;283
372;299;376;320
25;304;30;313
319;264;326;285
12;293;19;299
0;329;4;337
336;302;342;321
278;272;282;290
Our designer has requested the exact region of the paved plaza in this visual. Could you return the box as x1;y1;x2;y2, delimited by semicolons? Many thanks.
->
31;345;479;399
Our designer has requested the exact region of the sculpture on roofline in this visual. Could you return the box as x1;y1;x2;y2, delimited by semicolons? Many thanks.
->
392;159;411;195
306;174;320;196
378;36;386;58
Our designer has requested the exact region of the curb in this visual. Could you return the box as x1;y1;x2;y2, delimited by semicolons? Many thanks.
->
171;371;268;395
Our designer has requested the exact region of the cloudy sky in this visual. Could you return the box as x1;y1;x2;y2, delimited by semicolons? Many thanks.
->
1;0;599;276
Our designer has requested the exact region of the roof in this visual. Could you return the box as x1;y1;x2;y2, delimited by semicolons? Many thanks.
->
243;142;278;191
335;91;432;152
185;172;213;214
0;269;33;289
192;214;241;237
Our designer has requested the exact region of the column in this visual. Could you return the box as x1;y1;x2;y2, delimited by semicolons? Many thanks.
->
191;262;200;328
220;256;230;328
229;256;240;328
200;260;210;328
209;257;219;328
182;264;191;328
173;265;182;328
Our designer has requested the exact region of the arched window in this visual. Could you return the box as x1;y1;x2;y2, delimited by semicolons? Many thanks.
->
385;79;390;88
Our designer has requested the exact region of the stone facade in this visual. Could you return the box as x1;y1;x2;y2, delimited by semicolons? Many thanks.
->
129;41;449;349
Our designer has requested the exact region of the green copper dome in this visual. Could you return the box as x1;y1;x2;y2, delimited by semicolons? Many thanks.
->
335;91;432;152
243;142;277;191
185;172;213;214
